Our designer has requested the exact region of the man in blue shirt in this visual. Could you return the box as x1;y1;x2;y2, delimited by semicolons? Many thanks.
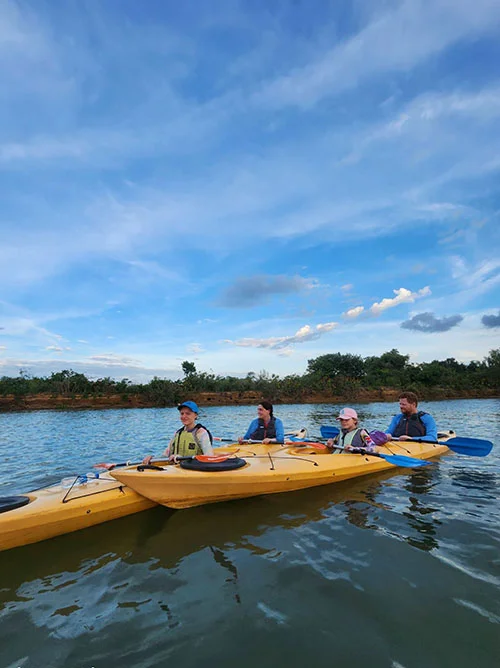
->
386;391;438;442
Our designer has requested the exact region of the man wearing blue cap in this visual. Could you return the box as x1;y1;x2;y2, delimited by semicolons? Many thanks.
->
143;400;214;464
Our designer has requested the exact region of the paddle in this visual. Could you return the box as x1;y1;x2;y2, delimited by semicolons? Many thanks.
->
214;427;308;444
96;454;233;470
322;425;493;457
320;426;340;439
326;442;431;467
94;458;164;471
319;427;432;467
410;436;493;457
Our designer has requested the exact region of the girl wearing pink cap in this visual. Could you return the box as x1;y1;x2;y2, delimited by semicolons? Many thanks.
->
326;407;374;453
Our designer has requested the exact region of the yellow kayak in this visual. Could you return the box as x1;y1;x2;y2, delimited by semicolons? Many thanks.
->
110;436;453;510
0;473;156;552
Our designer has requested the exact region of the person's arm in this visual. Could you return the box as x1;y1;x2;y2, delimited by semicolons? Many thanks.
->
243;419;258;441
385;415;399;440
274;418;285;444
359;429;375;451
326;434;339;449
164;438;173;457
196;428;214;455
416;413;438;442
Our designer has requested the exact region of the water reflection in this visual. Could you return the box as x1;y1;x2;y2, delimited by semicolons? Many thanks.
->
0;464;447;609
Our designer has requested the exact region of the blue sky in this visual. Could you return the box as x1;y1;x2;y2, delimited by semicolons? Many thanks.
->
1;0;499;382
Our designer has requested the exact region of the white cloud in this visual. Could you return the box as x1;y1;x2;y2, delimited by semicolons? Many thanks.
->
225;321;337;352
45;345;63;352
0;356;180;382
186;343;204;354
88;354;144;368
344;306;364;319
370;286;431;315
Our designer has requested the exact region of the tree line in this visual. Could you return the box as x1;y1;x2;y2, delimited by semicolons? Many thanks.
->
0;349;498;406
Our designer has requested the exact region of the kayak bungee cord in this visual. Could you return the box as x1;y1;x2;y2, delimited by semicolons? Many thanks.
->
62;484;126;503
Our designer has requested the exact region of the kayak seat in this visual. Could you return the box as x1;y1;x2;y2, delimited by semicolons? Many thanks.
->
0;495;31;514
180;457;247;472
288;446;329;456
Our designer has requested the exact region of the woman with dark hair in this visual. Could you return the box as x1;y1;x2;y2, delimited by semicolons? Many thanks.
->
238;401;285;444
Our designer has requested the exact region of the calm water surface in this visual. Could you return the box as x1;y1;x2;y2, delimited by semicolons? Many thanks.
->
0;399;499;668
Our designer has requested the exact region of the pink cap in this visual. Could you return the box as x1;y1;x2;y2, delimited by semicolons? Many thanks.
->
336;408;358;420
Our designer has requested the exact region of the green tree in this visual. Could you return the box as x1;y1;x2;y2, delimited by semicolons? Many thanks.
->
181;361;197;376
307;353;365;380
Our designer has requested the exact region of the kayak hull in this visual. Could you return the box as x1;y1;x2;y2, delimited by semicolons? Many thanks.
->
110;440;451;509
0;475;156;552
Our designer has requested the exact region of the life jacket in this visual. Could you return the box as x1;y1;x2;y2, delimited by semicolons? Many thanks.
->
171;423;213;457
332;428;369;453
392;411;427;438
249;417;277;441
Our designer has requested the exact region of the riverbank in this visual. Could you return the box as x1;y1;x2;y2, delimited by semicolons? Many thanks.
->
0;387;498;412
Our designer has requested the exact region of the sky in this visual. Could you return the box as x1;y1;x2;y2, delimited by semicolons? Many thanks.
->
1;0;499;383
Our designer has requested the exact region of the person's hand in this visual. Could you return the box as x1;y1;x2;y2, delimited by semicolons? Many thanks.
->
385;433;393;441
238;437;244;444
326;439;335;448
168;454;180;464
262;438;272;444
398;435;412;441
142;455;153;465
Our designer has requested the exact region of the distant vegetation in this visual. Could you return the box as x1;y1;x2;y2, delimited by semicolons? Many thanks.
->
0;349;498;405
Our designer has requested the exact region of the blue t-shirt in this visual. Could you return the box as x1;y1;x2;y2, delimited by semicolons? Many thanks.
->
387;412;437;442
244;417;285;443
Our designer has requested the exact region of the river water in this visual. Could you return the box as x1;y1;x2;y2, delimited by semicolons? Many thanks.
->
0;399;499;668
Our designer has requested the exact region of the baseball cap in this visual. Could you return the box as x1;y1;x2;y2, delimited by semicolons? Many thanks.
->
178;400;199;413
336;407;358;420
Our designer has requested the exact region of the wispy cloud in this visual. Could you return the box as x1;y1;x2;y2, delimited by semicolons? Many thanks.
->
88;353;144;368
0;1;498;378
225;322;337;352
253;0;500;110
186;343;204;354
401;312;464;333
450;257;500;297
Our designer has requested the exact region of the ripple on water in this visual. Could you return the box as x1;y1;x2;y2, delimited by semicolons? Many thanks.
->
0;399;498;667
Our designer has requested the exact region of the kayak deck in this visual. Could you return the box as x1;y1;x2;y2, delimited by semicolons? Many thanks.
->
110;438;452;509
0;474;156;552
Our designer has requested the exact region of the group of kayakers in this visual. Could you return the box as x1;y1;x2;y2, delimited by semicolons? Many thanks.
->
142;390;437;464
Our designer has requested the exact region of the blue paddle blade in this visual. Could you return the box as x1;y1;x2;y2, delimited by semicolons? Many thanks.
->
320;425;340;439
446;437;493;457
379;453;432;467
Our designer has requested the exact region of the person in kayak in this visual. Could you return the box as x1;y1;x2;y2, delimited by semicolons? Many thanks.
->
142;400;214;464
385;391;438;442
238;401;285;444
326;407;375;453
